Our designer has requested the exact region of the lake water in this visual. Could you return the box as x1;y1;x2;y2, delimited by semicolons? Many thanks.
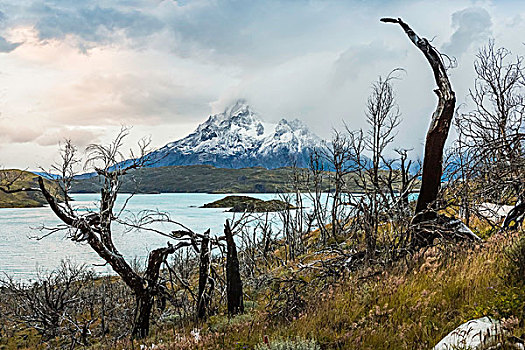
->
0;193;285;281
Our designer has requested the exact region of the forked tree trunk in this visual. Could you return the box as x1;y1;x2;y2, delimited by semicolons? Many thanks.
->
36;131;182;340
381;18;456;247
224;220;244;316
41;174;180;339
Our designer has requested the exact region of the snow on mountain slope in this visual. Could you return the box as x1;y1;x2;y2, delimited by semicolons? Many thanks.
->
147;100;324;169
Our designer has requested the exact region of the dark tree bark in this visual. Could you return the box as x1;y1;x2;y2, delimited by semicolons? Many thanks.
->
381;18;456;247
132;293;154;339
197;229;211;320
131;244;177;338
224;220;244;316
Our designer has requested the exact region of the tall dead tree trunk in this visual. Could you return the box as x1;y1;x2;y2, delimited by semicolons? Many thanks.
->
381;18;456;247
224;220;244;316
197;230;211;320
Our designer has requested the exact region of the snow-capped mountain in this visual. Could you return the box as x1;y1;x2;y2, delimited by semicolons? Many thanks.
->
146;100;324;169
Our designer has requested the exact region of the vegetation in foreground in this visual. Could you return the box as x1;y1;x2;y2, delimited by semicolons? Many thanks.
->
0;226;523;349
119;231;525;349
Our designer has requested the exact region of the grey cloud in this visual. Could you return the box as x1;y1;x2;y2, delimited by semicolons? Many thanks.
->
46;72;216;127
5;0;368;63
442;7;492;57
0;35;21;52
24;2;163;44
164;1;356;64
115;75;214;124
0;1;399;64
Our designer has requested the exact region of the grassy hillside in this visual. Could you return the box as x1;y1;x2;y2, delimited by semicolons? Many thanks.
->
0;174;522;349
0;169;63;208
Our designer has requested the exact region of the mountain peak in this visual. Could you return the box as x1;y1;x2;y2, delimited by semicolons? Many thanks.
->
224;99;251;118
150;101;323;169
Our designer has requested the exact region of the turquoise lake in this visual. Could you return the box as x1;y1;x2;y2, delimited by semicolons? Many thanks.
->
0;193;285;281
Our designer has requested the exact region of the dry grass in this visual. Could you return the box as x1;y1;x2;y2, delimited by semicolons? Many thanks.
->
84;229;524;350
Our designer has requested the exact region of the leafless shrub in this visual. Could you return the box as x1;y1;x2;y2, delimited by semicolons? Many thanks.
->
454;40;525;229
0;261;134;348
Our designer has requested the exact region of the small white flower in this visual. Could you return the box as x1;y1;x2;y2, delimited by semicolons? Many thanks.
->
191;328;201;343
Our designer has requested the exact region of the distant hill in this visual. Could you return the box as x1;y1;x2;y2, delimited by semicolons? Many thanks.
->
0;170;63;208
71;165;336;193
70;164;415;194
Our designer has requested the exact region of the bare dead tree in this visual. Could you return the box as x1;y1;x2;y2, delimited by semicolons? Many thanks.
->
325;132;355;241
0;262;95;343
395;148;417;211
456;40;525;230
0;261;146;347
306;150;331;244
381;17;457;247
36;129;204;338
237;211;281;283
301;133;357;248
334;71;417;263
275;165;313;262
363;70;402;258
164;249;197;320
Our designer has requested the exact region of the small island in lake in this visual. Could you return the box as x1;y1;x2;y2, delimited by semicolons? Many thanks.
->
201;195;296;212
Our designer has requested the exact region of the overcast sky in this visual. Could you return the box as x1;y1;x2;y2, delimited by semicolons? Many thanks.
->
0;0;524;170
